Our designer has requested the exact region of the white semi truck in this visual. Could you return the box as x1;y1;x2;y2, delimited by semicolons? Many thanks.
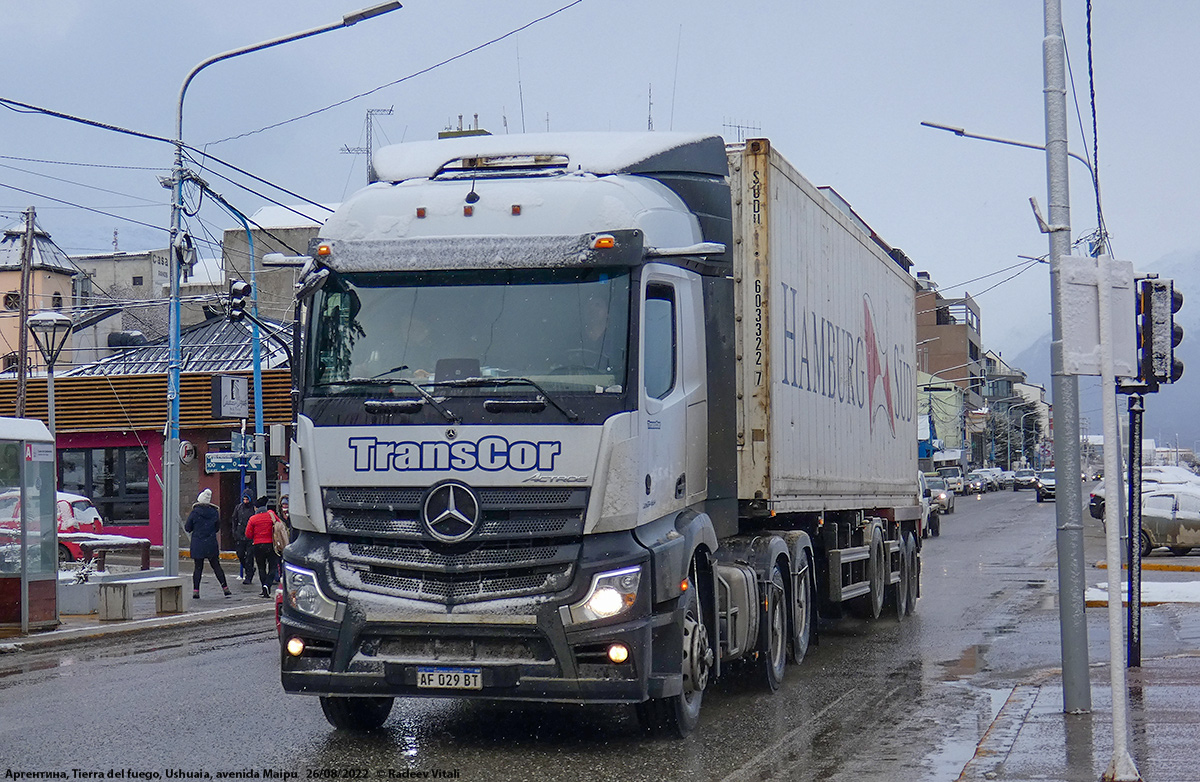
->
278;132;922;736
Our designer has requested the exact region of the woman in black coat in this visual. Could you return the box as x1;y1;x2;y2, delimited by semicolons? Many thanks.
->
184;488;231;599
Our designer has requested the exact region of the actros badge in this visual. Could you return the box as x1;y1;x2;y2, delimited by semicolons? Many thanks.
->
422;481;481;543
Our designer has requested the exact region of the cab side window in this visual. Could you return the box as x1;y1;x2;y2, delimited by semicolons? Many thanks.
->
643;285;676;400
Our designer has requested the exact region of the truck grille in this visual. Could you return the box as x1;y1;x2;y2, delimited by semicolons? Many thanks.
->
323;485;587;606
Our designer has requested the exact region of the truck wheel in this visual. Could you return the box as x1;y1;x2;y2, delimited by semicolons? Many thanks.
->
758;561;788;690
790;558;813;666
904;535;919;615
58;544;74;565
1140;530;1153;559
637;560;710;737
891;538;909;620
319;696;394;731
853;527;886;620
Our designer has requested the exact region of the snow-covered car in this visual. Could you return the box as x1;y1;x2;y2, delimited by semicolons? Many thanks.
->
1088;466;1200;519
1035;470;1057;502
0;490;104;562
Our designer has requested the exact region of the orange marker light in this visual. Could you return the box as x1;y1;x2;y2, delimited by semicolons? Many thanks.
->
511;204;522;216
316;244;331;257
416;207;427;219
463;205;474;217
592;234;616;249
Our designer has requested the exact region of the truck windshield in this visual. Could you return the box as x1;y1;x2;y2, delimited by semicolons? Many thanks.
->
308;267;630;396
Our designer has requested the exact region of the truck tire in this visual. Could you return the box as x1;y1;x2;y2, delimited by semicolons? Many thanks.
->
852;527;886;620
637;559;710;737
319;696;394;731
758;561;788;690
790;557;813;665
904;534;919;615
891;537;909;620
1140;530;1153;559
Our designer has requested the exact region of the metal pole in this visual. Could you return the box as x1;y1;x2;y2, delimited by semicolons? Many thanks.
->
1127;394;1143;668
46;363;55;435
1042;0;1091;715
163;3;401;578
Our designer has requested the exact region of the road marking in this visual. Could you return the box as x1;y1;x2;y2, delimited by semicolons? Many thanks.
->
1095;559;1200;573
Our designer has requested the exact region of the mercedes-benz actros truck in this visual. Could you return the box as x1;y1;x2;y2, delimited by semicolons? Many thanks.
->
278;132;922;736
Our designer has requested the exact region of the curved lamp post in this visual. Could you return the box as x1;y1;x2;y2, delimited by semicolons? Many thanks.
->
162;2;401;577
28;311;73;435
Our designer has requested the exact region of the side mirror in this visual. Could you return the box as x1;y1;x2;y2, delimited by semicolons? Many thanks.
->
923;488;932;498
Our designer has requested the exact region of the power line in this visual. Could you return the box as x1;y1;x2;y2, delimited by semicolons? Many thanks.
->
0;181;168;234
206;1;584;147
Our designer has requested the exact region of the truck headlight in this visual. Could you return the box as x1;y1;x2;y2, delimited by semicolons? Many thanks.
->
283;563;343;623
564;565;642;625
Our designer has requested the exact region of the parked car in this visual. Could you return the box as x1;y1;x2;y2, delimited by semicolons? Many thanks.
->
1013;468;1038;491
1088;466;1200;519
1138;487;1200;557
965;472;987;494
1035;470;1057;502
0;490;104;563
928;476;955;516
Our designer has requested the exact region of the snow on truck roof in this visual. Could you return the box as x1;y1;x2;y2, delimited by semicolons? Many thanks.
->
371;132;728;183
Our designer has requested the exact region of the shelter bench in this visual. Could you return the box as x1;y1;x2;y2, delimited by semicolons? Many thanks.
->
98;576;187;621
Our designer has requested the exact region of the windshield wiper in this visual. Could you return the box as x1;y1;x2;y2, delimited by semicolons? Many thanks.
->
346;375;459;423
430;377;579;422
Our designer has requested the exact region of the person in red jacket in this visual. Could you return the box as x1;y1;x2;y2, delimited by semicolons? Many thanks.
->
244;496;279;598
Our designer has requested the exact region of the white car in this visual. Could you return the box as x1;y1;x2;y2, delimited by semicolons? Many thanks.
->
1089;466;1200;519
1139;485;1200;557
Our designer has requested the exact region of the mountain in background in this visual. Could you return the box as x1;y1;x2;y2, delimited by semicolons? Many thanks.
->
1013;249;1200;452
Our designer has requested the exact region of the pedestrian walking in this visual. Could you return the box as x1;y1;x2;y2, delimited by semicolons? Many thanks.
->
245;496;280;597
184;488;231;599
230;489;255;584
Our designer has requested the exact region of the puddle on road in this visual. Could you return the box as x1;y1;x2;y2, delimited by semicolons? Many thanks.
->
939;643;987;681
921;686;1010;781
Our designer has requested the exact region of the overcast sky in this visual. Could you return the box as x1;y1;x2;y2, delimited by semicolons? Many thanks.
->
2;1;1198;364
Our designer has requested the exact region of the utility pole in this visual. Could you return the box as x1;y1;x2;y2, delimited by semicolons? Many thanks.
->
340;107;394;183
1041;0;1092;716
15;207;35;418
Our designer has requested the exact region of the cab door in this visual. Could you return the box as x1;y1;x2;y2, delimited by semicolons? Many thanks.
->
639;268;703;522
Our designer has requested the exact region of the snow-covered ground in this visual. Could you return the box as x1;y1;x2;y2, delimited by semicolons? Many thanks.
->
1086;580;1200;605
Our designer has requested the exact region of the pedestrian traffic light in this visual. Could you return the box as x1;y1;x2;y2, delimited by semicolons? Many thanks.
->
1138;278;1184;388
228;280;251;322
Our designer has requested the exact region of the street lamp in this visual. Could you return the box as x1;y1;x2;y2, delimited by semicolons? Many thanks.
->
27;311;72;435
163;2;402;577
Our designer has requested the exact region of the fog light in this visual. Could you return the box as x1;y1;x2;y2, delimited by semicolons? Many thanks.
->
607;643;630;664
286;637;306;657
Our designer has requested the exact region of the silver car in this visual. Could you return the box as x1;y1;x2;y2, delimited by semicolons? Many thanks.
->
1139;488;1200;557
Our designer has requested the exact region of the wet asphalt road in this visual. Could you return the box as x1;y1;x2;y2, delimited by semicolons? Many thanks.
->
2;486;1197;781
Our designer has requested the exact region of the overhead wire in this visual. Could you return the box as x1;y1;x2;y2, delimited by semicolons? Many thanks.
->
206;1;585;147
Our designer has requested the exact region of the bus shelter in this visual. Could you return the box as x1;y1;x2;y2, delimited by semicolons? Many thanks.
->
0;417;59;634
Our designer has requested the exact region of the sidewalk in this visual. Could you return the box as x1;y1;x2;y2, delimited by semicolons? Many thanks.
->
957;654;1200;781
0;551;275;652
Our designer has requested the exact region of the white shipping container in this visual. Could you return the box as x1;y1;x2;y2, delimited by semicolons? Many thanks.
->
730;139;918;512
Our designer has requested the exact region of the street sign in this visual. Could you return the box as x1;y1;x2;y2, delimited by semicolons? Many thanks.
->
204;451;264;473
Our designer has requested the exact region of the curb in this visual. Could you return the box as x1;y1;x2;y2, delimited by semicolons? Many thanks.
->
0;602;274;654
1095;559;1200;573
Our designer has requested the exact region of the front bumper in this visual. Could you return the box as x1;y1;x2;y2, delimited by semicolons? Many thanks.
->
279;531;686;705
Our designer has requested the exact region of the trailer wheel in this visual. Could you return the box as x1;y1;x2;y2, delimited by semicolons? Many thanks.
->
904;534;919;616
891;537;909;621
637;559;710;737
319;696;394;731
758;561;788;690
789;557;813;665
855;527;886;620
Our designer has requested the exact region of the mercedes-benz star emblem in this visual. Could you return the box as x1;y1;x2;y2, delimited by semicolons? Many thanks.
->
422;482;481;543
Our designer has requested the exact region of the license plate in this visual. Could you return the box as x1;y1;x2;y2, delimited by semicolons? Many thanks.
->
417;666;483;690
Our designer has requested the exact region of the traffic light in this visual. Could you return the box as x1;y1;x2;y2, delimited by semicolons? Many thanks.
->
228;280;251;322
1137;278;1184;388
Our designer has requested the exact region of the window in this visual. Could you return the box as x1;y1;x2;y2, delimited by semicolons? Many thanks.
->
58;447;151;526
131;276;143;287
3;292;18;310
52;292;63;310
643;285;676;400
